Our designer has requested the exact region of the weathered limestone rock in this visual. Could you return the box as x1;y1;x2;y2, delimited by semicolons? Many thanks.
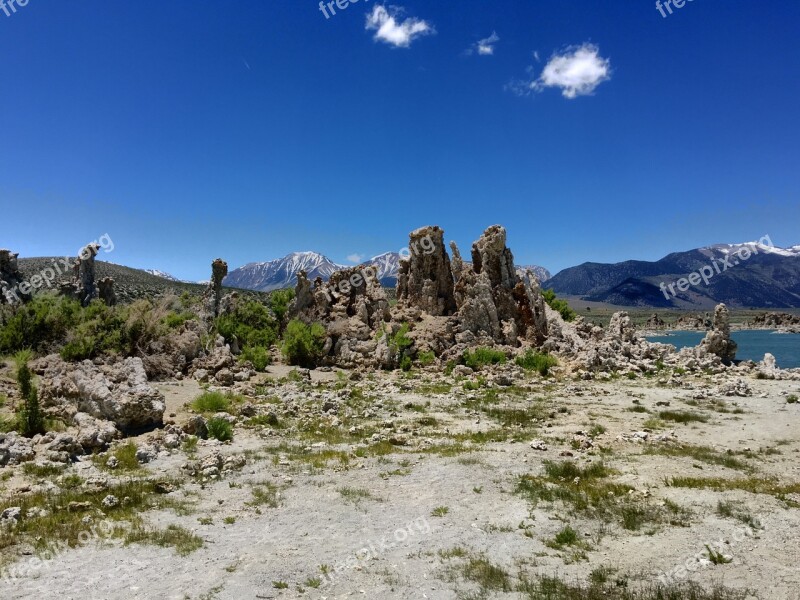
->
453;226;548;346
77;244;100;306
645;313;666;330
204;258;228;318
0;432;36;467
58;244;101;306
98;277;116;306
699;303;737;364
73;413;121;450
471;224;517;290
0;249;30;304
396;226;456;316
607;312;636;343
289;265;391;366
756;353;781;379
37;356;165;431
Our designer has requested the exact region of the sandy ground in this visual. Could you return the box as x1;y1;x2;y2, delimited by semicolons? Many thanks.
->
2;372;799;600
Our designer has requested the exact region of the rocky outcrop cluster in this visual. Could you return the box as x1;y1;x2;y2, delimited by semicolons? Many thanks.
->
544;311;674;374
674;313;711;330
450;226;548;347
191;334;254;385
751;312;800;333
289;266;392;367
35;355;166;432
0;248;29;304
699;303;737;364
290;225;554;366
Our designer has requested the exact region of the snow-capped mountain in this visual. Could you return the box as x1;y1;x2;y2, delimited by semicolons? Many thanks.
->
144;269;181;282
224;250;552;292
705;241;800;258
360;252;402;287
224;252;344;292
517;264;552;283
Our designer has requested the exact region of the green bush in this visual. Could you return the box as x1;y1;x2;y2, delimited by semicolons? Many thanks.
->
164;312;195;329
463;347;507;370
207;417;233;442
515;349;558;376
417;350;436;366
0;295;81;355
282;320;326;368
0;295;187;362
269;289;295;325
192;391;233;414
240;345;271;371
14;350;45;437
388;323;413;353
400;356;413;372
542;289;576;322
216;301;278;350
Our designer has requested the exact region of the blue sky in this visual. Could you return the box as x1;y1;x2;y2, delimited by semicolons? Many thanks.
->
1;0;798;280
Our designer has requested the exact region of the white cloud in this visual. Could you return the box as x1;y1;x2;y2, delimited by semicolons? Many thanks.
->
365;5;435;48
534;44;611;99
467;31;499;56
347;253;365;264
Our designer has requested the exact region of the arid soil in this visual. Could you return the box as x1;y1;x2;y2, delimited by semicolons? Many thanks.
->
2;366;799;600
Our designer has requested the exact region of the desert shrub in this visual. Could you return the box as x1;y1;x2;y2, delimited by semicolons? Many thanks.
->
192;391;232;414
124;299;172;353
58;299;171;361
61;300;127;360
542;289;576;322
269;288;295;325
282;320;326;368
216;301;278;349
388;323;413;353
0;295;82;355
417;350;436;366
463;347;506;370
377;323;414;370
207;417;233;442
515;349;558;376
164;312;195;329
14;350;45;437
240;345;270;371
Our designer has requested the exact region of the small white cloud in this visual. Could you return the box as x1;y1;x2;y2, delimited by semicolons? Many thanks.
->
533;51;541;62
365;5;435;48
467;31;499;56
347;253;365;264
535;43;611;99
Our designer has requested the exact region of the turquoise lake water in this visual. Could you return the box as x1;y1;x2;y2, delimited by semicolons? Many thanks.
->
646;330;800;368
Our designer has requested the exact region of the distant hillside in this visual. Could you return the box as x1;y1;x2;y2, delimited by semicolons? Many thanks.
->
17;258;204;303
546;242;800;309
17;258;267;304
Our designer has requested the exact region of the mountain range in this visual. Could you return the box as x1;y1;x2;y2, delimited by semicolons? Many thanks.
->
220;252;551;293
545;242;800;309
135;240;800;309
